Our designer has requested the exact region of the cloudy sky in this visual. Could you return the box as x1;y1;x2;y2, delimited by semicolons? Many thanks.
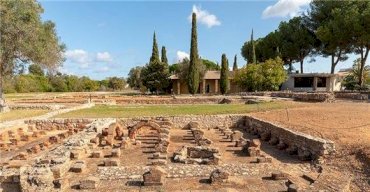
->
40;0;362;80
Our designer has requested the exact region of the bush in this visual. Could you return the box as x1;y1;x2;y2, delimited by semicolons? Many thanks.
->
235;57;287;91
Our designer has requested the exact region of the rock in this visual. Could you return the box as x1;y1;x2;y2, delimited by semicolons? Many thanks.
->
287;183;299;192
79;176;99;189
91;150;102;158
271;171;287;180
104;159;119;166
70;161;85;173
219;98;232;104
111;148;121;157
143;166;167;186
210;169;229;184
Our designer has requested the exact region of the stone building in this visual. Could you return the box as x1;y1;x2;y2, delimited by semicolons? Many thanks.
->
281;73;344;92
170;71;240;94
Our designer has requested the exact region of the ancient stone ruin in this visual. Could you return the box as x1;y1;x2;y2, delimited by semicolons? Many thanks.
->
173;145;220;165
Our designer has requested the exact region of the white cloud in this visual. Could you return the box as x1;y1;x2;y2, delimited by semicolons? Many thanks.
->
262;0;311;19
64;49;89;68
96;52;113;62
188;5;221;28
176;51;190;62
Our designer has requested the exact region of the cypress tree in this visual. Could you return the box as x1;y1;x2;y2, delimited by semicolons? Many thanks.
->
232;54;238;71
150;32;160;63
188;12;200;94
220;54;229;94
141;32;169;94
251;29;256;64
161;46;168;65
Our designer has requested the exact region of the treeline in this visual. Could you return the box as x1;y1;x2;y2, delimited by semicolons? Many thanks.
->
3;64;126;93
241;1;370;88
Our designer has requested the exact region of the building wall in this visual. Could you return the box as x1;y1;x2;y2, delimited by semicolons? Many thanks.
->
281;75;342;92
205;79;217;94
172;79;241;95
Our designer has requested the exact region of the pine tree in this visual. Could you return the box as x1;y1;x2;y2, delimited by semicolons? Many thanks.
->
161;46;168;65
150;32;160;63
251;29;256;64
220;54;229;94
188;12;200;94
232;55;238;71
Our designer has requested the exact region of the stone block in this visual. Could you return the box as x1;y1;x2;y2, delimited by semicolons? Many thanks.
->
53;178;69;190
247;147;260;157
256;156;272;163
91;151;102;158
143;166;167;186
288;184;299;192
210;168;229;184
70;161;86;173
271;171;288;180
230;131;242;142
111;148;121;157
150;159;167;165
104;159;119;166
70;150;82;159
79;176;99;190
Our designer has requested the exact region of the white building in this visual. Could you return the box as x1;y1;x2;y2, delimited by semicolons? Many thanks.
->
281;73;345;92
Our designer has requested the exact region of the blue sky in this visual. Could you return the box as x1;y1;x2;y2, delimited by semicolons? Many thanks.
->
39;0;365;80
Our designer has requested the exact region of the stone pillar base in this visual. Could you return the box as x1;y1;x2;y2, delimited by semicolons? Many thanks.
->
0;98;10;113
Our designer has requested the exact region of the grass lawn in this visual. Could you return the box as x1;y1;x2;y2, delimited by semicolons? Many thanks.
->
56;102;291;118
0;109;49;122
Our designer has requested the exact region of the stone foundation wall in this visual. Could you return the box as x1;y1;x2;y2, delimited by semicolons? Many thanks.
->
245;116;335;159
115;97;246;105
334;91;370;100
9;104;66;110
119;115;246;129
271;92;334;102
25;119;94;131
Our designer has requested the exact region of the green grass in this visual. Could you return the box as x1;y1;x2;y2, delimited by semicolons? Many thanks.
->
56;102;288;118
0;109;49;122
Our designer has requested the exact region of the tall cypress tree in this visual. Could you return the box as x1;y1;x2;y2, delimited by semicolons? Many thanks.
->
220;54;229;94
161;46;168;65
232;54;238;71
150;32;160;63
188;13;200;94
251;29;256;64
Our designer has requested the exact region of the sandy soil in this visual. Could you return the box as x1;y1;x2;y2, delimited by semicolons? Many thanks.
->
250;100;370;190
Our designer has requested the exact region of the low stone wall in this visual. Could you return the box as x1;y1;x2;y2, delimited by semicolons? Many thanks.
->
334;91;370;100
245;116;335;160
25;119;93;131
8;104;66;110
271;92;334;102
119;115;246;129
115;97;246;105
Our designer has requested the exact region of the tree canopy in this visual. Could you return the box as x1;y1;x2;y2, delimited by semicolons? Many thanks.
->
0;0;65;99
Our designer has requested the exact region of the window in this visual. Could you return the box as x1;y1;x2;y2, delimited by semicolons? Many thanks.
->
317;77;326;87
294;77;313;88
